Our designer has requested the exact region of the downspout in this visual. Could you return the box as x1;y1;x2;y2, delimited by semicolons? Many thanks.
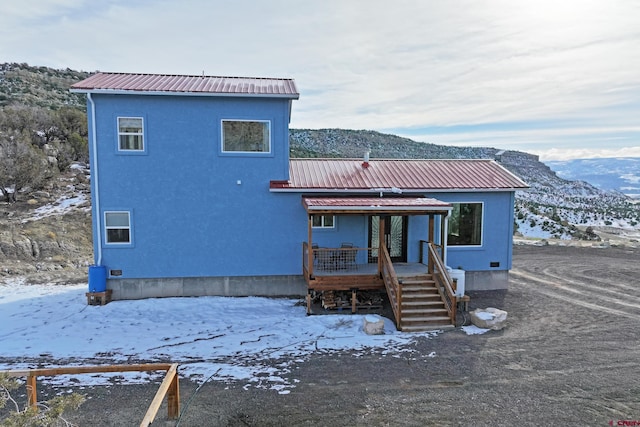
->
87;93;103;266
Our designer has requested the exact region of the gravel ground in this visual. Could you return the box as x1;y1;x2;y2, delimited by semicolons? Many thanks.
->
7;244;640;426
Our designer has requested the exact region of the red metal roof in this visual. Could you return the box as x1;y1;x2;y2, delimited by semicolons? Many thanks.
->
70;72;299;98
303;197;452;213
273;159;528;192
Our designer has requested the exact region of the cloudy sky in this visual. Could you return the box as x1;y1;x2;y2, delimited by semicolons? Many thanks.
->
2;0;639;160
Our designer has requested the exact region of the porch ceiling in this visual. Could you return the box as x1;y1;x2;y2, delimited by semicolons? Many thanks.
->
302;197;452;215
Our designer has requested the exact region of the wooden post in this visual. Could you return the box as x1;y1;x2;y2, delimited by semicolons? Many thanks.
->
351;289;357;314
441;212;448;267
308;215;314;277
429;215;435;244
167;368;180;420
27;374;37;410
377;216;385;275
140;364;179;427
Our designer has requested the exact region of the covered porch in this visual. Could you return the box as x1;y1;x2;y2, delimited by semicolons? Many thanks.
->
301;197;462;331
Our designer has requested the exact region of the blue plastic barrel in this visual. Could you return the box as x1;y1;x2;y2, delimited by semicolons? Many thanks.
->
88;265;107;292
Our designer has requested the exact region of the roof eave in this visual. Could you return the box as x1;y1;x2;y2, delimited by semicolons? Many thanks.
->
270;187;528;193
306;205;452;213
69;88;300;100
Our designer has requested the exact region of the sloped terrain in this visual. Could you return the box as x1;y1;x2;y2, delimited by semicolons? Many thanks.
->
0;165;93;284
0;63;89;109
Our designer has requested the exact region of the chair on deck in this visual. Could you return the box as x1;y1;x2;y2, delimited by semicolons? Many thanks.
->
339;242;357;271
312;243;332;271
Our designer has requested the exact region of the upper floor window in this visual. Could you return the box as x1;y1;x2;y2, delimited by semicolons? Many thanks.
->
312;215;335;229
105;211;131;244
222;120;270;153
118;117;144;151
448;202;483;246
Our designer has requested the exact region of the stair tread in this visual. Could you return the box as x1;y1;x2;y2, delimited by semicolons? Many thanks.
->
401;281;436;286
402;312;448;317
402;293;441;298
402;301;444;306
402;315;451;322
403;306;447;312
402;287;439;294
402;324;455;332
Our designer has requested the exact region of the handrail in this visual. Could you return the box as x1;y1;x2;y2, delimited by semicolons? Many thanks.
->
380;245;402;330
1;363;180;425
427;242;457;325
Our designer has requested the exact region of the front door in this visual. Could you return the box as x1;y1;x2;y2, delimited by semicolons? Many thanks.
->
368;215;408;262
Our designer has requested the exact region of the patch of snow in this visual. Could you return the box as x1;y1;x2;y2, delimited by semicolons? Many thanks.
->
475;311;495;321
461;325;490;335
0;282;440;393
25;193;90;222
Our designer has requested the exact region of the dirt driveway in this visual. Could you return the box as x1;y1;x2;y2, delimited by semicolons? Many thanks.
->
41;244;640;426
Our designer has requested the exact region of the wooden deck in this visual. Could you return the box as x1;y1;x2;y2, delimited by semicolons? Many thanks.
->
303;243;460;331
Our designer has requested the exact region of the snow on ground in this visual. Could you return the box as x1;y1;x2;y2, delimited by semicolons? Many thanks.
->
26;191;90;222
461;325;490;335
0;279;444;394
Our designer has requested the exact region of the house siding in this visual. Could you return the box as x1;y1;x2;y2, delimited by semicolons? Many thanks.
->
439;192;515;272
79;75;522;298
89;94;305;282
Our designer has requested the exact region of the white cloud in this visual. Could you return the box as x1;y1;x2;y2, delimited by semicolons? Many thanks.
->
2;0;640;159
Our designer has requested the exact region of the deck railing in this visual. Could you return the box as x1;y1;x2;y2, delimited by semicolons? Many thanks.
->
304;243;374;277
380;245;402;330
425;242;457;325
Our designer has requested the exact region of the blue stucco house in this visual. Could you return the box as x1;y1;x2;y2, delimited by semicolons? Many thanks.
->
71;72;527;330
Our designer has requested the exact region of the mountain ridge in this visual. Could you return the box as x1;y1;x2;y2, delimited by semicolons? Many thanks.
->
546;157;640;199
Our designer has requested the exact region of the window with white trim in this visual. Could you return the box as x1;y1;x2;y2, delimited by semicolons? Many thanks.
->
118;117;144;151
105;211;131;244
312;215;335;228
447;202;483;246
222;120;270;153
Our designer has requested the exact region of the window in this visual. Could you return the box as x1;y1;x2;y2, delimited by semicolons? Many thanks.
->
312;215;335;228
222;120;270;153
118;117;144;151
105;211;131;244
448;203;483;246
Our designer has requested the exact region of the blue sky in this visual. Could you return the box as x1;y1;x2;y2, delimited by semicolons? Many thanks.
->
2;0;639;161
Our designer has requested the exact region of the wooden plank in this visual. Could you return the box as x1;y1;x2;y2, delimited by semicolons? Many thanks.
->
140;364;179;427
2;363;174;377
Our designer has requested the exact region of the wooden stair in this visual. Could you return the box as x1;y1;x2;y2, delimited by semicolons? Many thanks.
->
398;274;454;332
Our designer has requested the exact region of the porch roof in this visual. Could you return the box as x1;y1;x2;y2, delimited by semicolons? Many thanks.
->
302;197;452;215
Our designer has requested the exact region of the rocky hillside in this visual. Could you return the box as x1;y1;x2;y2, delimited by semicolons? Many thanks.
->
0;63;89;109
0;164;93;283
